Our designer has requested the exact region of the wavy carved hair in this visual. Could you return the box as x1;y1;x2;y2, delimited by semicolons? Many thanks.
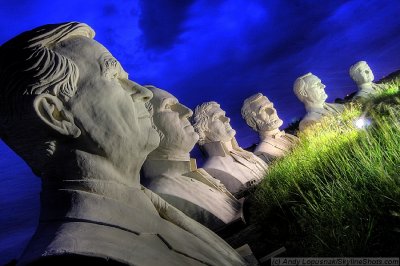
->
293;72;314;103
241;93;264;131
0;22;95;174
193;101;219;145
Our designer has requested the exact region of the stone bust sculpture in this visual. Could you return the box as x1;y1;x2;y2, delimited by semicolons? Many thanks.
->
349;61;384;100
293;73;345;131
193;102;268;196
141;86;244;231
0;22;245;265
241;93;299;163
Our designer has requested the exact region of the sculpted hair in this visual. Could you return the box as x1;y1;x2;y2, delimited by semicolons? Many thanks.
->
0;22;94;127
349;61;368;84
293;72;313;103
193;101;219;145
241;93;263;131
0;22;95;174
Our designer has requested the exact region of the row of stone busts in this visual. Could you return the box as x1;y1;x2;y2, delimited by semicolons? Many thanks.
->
0;22;247;265
236;62;381;166
141;87;270;234
140;61;384;234
133;56;377;262
139;86;298;233
295;62;385;130
0;21;384;265
137;60;383;259
135;69;362;232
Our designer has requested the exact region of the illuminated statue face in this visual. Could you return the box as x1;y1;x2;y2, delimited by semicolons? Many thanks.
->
54;36;159;174
250;96;283;132
351;63;374;84
206;105;236;143
148;87;199;154
303;74;328;105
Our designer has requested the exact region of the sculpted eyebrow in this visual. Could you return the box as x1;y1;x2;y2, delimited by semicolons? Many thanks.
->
161;98;178;108
100;53;125;78
213;110;225;119
102;55;118;69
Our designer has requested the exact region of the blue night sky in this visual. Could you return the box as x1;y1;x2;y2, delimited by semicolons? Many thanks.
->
1;0;400;263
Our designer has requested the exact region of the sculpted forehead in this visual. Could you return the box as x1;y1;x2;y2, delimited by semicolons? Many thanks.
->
149;87;178;109
54;35;124;79
207;104;223;115
55;35;109;60
357;63;371;72
304;74;321;86
251;96;272;110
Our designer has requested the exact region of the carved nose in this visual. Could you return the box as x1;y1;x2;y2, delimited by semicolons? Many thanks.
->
220;116;229;123
179;104;193;119
126;80;153;103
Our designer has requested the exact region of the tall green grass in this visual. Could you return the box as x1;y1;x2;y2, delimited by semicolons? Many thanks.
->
251;82;400;256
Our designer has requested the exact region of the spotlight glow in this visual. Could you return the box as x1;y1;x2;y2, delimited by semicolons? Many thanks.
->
355;117;371;129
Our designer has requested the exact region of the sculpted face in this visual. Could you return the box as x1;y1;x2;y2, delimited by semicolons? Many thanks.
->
206;105;236;143
54;36;159;174
149;87;199;154
250;96;283;132
304;74;328;104
353;63;374;84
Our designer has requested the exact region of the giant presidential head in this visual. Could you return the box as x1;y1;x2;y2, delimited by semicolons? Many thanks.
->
144;85;199;159
293;72;328;108
0;22;249;266
0;22;158;179
241;93;283;133
349;61;375;86
193;101;236;146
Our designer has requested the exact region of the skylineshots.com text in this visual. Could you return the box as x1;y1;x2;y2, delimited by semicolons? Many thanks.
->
271;257;399;266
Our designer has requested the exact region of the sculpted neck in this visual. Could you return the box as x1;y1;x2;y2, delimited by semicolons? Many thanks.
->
357;82;374;92
42;148;141;190
304;101;325;112
259;128;282;141
38;148;147;232
202;138;239;157
147;146;191;161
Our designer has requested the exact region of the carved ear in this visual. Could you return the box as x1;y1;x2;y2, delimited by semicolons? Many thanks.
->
33;94;81;138
299;89;308;98
298;80;308;97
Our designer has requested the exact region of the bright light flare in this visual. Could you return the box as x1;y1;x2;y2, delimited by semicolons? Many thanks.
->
354;117;371;129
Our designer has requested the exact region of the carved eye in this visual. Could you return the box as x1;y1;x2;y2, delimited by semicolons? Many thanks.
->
164;103;171;109
102;57;120;80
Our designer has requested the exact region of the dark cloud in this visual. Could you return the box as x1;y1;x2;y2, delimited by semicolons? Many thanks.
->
138;0;195;50
132;0;400;148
